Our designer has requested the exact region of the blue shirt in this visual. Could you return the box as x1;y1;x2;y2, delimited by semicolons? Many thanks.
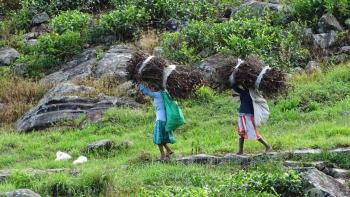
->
232;83;254;115
139;84;166;121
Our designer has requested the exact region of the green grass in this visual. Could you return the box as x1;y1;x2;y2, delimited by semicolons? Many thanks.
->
0;63;349;196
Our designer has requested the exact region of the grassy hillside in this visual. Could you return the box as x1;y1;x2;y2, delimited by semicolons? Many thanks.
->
0;63;349;196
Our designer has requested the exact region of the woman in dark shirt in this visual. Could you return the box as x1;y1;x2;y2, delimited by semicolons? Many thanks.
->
232;83;271;155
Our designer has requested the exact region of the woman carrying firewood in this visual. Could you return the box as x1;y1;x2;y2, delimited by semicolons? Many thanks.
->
138;82;175;161
232;81;271;155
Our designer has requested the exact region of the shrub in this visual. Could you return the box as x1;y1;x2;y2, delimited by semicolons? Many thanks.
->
17;31;83;76
9;0;32;31
161;11;309;68
98;5;149;40
286;0;350;24
50;10;92;34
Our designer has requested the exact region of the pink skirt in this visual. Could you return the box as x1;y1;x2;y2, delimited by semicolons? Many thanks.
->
237;114;261;140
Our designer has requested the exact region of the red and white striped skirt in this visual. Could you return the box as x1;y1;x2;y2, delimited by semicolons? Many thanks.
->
237;114;261;140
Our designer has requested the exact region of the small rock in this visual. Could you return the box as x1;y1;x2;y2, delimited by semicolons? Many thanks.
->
116;140;134;150
284;161;325;170
293;66;304;74
55;151;72;161
30;23;50;34
223;153;250;166
304;28;313;40
0;170;10;182
176;154;221;164
329;168;349;179
0;47;19;66
329;147;350;154
73;156;87;165
340;46;350;54
32;12;49;25
305;61;321;73
313;31;337;49
165;18;181;31
6;189;41;197
25;39;38;46
0;103;5;110
153;47;163;57
318;14;343;33
116;81;134;95
83;139;113;153
340;111;350;116
24;32;37;40
13;63;27;76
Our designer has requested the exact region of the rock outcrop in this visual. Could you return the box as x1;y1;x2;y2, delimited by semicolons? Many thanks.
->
0;47;19;66
16;83;139;132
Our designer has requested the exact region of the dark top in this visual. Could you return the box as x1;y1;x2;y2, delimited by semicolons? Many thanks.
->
232;83;254;114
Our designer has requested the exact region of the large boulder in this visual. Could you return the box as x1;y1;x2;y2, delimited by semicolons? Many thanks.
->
197;54;238;89
16;83;139;132
0;47;19;66
95;45;135;81
32;12;49;25
313;31;337;49
318;14;343;33
39;49;97;85
300;168;350;197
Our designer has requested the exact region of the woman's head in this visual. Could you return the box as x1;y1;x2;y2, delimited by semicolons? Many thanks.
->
146;82;163;91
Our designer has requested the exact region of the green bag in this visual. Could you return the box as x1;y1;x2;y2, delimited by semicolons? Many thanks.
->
161;91;186;132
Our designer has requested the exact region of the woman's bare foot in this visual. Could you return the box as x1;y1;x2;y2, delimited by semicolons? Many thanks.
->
264;146;271;153
166;151;174;158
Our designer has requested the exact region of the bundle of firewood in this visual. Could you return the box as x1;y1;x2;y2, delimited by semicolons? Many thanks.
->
126;52;203;99
216;55;287;96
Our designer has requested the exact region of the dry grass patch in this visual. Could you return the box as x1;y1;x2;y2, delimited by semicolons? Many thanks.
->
135;29;160;54
0;76;50;124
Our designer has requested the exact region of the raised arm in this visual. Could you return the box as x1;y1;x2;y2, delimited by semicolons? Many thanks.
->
139;83;160;98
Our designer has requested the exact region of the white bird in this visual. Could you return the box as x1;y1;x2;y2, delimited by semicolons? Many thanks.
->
73;156;88;165
55;151;72;161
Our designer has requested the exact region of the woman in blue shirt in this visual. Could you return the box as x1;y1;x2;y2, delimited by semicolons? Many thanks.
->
139;83;175;161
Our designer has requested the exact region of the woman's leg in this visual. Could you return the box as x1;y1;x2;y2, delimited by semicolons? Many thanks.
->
163;143;173;157
258;137;271;153
158;144;166;160
237;137;245;155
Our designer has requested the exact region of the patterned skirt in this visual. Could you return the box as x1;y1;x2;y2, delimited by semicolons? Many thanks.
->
153;120;176;145
237;114;261;140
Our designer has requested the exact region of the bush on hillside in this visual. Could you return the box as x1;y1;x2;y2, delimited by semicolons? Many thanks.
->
161;12;310;68
50;10;92;34
97;5;149;41
17;31;83;76
286;0;350;24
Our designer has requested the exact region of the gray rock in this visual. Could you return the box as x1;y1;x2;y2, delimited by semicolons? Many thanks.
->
176;154;221;164
284;161;325;170
340;46;350;54
5;189;41;197
40;48;97;85
25;39;38;46
116;140;134;150
116;81;134;95
24;32;37;40
30;23;49;34
301;168;350;197
304;28;314;40
313;31;337;49
329;147;350;154
165;18;182;32
13;63;27;76
16;83;140;132
293;66;304;73
197;54;238;89
0;103;5;111
32;12;49;25
83;139;113;153
95;45;135;81
241;0;285;17
318;14;343;33
305;61;321;73
223;153;250;166
153;47;163;57
328;168;349;179
282;148;322;155
0;47;19;66
0;170;10;182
